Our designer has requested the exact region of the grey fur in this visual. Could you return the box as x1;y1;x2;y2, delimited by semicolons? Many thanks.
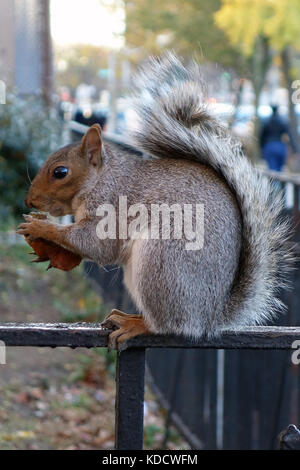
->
129;52;294;331
36;53;293;339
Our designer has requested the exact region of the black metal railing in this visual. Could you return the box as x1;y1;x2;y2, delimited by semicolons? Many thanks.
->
1;323;300;449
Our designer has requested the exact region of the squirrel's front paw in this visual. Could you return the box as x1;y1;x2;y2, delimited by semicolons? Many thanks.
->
17;214;50;242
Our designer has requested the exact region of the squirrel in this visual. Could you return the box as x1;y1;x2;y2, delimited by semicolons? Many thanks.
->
17;53;292;350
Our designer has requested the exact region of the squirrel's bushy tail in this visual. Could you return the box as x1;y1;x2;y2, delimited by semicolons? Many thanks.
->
131;52;293;327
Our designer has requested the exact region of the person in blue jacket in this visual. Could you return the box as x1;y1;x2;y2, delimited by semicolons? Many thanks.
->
260;105;296;171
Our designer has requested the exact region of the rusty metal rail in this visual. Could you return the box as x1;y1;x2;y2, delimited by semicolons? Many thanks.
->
0;323;300;449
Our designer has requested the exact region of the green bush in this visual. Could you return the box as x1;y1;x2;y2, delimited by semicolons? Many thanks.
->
0;93;63;222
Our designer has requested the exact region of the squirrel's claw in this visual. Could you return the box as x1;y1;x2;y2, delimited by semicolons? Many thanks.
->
101;310;150;351
30;257;48;263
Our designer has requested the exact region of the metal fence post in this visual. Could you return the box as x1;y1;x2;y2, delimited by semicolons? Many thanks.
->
115;347;146;450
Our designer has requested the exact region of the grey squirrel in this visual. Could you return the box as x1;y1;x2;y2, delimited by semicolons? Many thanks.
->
18;53;292;350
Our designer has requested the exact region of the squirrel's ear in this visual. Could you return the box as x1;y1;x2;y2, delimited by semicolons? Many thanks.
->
81;124;102;167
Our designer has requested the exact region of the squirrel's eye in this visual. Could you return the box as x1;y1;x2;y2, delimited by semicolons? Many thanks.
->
53;166;68;179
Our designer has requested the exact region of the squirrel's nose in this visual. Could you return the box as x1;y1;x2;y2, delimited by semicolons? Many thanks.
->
25;196;34;208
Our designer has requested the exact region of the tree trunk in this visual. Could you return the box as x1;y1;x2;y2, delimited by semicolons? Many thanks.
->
39;0;53;107
281;46;299;152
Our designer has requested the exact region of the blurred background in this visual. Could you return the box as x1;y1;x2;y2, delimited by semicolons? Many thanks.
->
0;0;300;450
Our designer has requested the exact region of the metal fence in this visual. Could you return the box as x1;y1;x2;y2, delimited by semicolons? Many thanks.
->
1;323;300;449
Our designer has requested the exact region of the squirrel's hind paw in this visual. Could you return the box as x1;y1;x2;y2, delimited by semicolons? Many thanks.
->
101;310;150;351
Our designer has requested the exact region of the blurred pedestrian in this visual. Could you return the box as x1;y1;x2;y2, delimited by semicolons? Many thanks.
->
260;105;296;172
